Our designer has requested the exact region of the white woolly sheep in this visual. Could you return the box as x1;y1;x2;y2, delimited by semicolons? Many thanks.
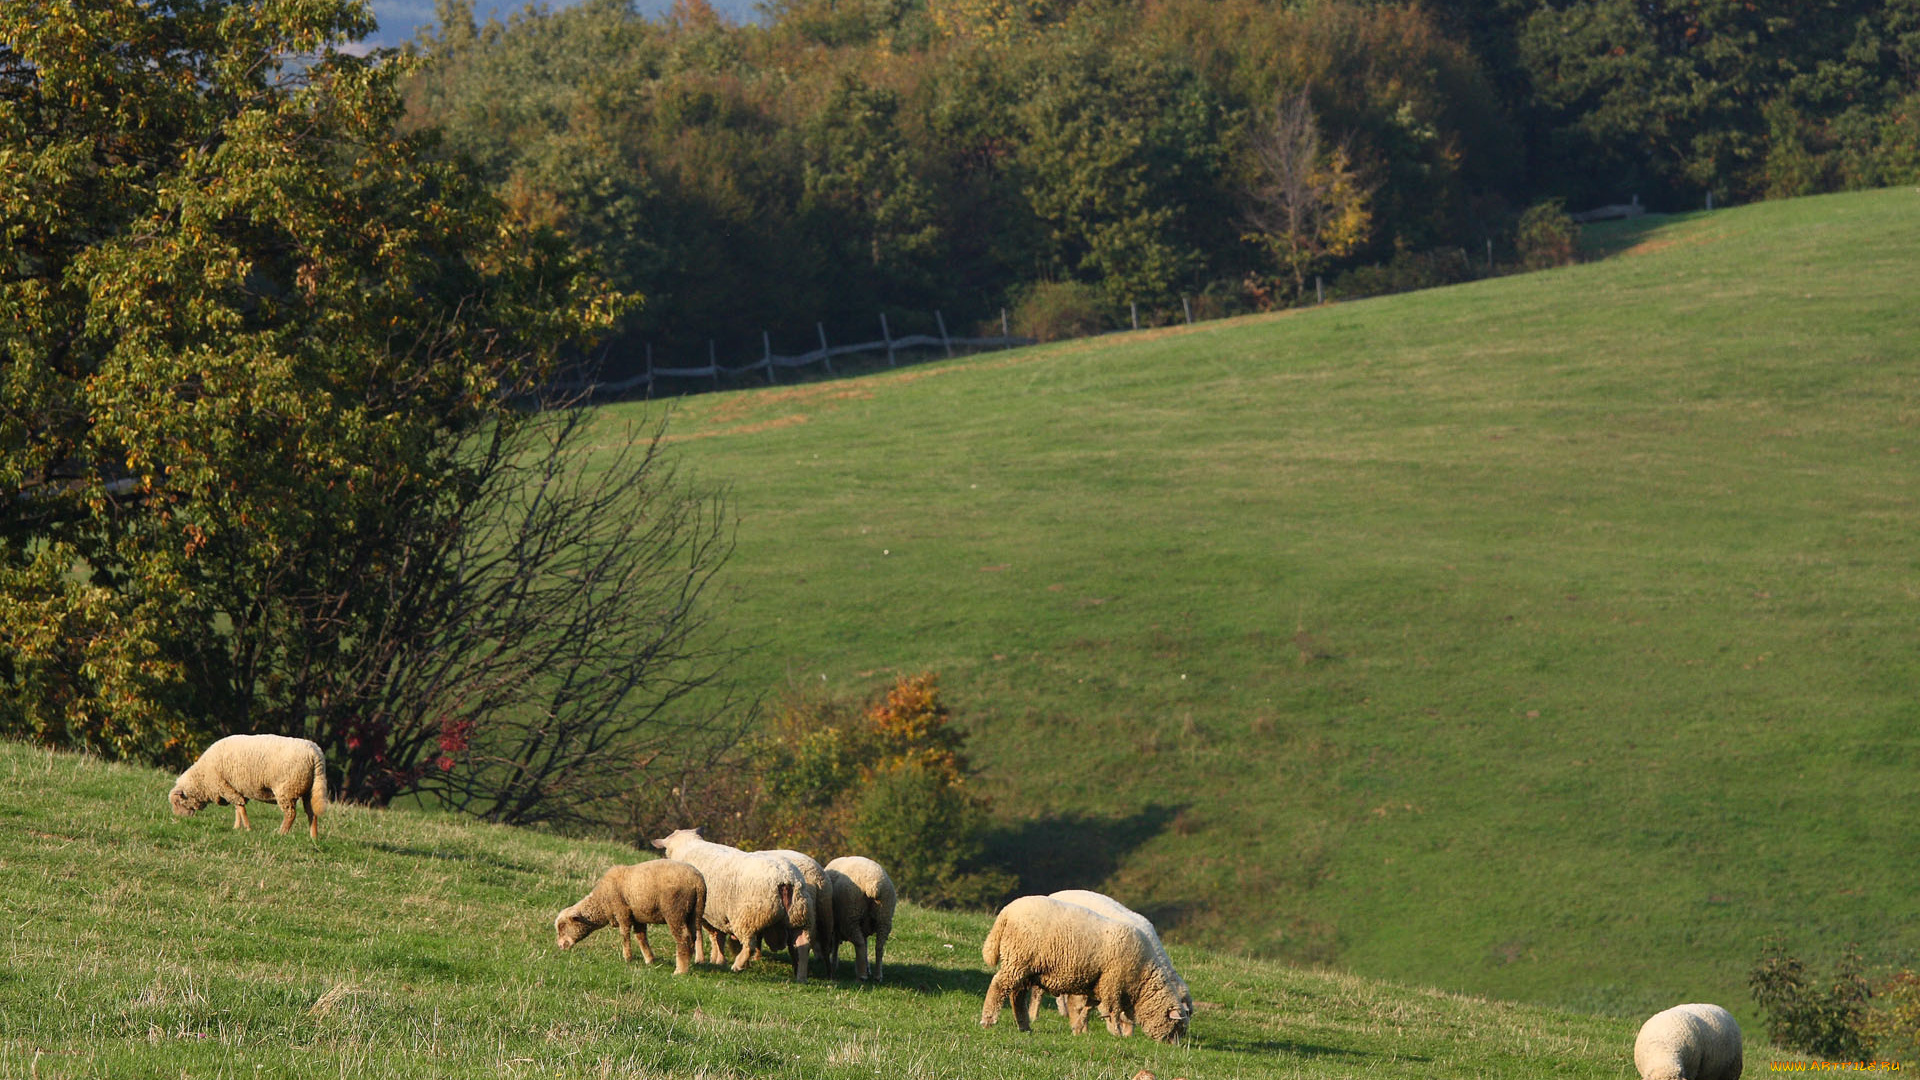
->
1634;1003;1744;1080
554;859;710;974
1042;889;1192;1039
824;856;896;982
650;828;815;982
767;849;836;976
980;895;1190;1044
168;734;328;839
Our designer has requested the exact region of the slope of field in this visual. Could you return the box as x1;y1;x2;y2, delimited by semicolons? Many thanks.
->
0;741;1686;1078
618;188;1920;1022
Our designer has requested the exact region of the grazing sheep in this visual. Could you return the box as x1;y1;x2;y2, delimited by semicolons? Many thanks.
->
766;849;836;976
554;860;710;974
980;895;1190;1044
168;734;328;839
1043;890;1193;1039
1634;1003;1744;1080
825;856;896;982
650;828;814;982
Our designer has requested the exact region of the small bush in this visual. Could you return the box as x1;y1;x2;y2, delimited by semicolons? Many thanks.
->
1332;247;1478;300
1011;280;1112;342
1516;199;1579;270
1749;938;1874;1059
1865;970;1920;1063
679;672;1013;908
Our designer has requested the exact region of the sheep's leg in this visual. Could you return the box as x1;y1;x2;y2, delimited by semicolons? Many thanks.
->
618;914;635;963
1010;982;1036;1033
277;797;299;835
303;792;319;840
850;929;869;981
633;925;657;966
730;931;754;972
872;930;886;983
232;802;251;830
669;919;694;975
790;938;809;983
981;969;1026;1030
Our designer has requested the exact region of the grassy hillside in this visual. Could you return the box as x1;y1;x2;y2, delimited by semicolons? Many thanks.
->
607;188;1920;1022
0;740;1702;1079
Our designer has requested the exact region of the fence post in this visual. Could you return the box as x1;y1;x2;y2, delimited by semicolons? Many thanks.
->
645;343;653;397
1130;301;1139;331
935;310;953;357
817;322;833;375
1315;277;1323;305
709;340;719;391
763;330;776;384
1487;238;1494;273
1182;297;1192;325
1706;191;1715;211
1001;308;1010;339
880;312;895;367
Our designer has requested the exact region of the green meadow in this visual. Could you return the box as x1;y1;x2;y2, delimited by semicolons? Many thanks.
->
0;740;1767;1078
612;188;1920;1021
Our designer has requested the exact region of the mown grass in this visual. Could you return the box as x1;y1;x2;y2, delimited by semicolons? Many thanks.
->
0;740;1715;1078
595;188;1920;1024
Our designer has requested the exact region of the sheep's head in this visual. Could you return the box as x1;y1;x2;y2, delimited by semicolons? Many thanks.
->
649;827;704;856
168;784;207;817
554;905;603;950
1139;976;1193;1044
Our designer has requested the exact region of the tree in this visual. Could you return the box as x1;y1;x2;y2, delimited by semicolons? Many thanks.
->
1243;89;1373;301
0;0;737;827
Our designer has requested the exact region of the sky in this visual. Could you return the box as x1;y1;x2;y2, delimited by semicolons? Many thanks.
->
363;0;760;49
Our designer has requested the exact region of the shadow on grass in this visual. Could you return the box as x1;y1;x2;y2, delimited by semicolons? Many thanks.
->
362;840;543;876
846;961;994;997
1199;1035;1407;1062
982;803;1185;897
1580;210;1708;259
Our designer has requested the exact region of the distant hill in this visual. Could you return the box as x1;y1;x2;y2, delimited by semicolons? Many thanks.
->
613;188;1920;1021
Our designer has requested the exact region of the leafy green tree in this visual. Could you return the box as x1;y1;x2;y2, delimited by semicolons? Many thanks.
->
1012;29;1227;309
0;0;638;803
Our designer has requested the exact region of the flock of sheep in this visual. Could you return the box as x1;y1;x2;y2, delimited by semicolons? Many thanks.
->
165;733;1748;1075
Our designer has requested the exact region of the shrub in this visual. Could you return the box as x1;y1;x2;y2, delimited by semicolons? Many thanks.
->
1332;247;1478;300
685;672;1014;908
1749;938;1874;1060
1865;970;1920;1064
1515;199;1579;270
1011;280;1112;342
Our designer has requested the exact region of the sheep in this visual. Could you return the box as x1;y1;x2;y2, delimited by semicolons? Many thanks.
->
553;859;710;975
980;895;1190;1044
168;734;328;839
650;828;814;982
766;849;836;976
1634;1003;1744;1080
824;856;896;982
1042;889;1193;1039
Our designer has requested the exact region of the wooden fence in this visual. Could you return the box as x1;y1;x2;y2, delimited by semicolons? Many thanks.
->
572;311;1036;401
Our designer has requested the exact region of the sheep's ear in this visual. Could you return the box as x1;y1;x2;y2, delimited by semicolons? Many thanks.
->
649;837;667;850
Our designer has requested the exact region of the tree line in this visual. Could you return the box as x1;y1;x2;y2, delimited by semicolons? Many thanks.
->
406;0;1920;375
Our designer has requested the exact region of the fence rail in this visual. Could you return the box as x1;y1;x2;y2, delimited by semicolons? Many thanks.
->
559;310;1036;402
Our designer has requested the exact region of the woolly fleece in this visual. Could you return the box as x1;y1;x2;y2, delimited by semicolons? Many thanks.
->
980;895;1188;1044
824;856;896;982
554;859;709;974
1634;1003;1743;1080
168;734;328;839
650;828;813;982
